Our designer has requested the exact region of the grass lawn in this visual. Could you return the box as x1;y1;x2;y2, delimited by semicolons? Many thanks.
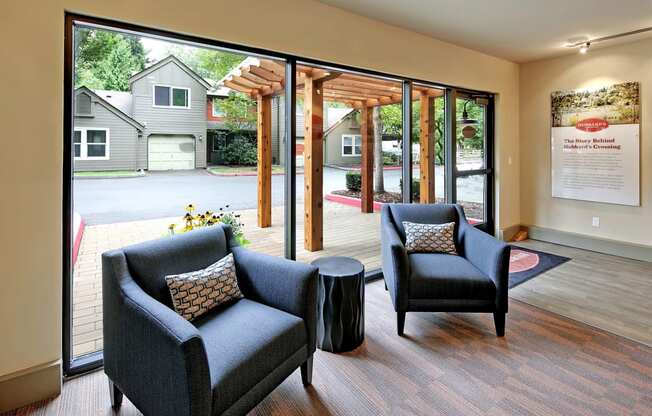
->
208;165;286;175
74;170;142;178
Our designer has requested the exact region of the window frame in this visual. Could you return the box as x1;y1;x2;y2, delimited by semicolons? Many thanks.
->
212;97;225;117
73;127;110;160
341;134;362;157
152;84;191;109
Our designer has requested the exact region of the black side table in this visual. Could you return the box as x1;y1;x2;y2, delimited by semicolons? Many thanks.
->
311;256;365;353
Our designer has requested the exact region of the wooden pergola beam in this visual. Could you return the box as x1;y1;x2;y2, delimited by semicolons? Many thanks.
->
419;94;436;203
257;94;272;227
303;76;324;251
360;105;374;213
248;65;283;82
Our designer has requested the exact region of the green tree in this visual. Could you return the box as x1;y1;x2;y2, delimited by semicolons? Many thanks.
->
221;94;257;132
161;44;244;81
74;28;148;91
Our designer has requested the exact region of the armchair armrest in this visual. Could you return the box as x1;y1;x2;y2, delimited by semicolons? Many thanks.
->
102;250;211;416
381;205;410;311
460;223;511;312
231;247;319;353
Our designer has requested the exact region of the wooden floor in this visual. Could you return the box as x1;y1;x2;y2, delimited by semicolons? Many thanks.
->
510;240;652;347
13;280;651;416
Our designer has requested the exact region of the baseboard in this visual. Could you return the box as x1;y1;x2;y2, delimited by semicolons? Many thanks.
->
526;225;652;262
499;224;522;242
0;360;62;413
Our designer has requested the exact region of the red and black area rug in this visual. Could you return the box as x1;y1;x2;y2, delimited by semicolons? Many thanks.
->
508;246;570;289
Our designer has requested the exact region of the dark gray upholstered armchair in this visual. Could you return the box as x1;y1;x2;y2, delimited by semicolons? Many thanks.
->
102;225;318;416
381;203;511;337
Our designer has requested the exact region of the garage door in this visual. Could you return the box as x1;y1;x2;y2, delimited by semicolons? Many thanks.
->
148;135;195;170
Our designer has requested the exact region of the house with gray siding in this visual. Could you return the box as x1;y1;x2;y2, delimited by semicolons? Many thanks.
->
271;96;364;167
73;87;144;171
73;55;211;171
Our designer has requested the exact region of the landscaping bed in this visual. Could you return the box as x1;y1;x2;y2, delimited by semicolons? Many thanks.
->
331;189;484;220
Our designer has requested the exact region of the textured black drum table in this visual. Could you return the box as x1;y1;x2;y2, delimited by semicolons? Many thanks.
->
311;256;365;353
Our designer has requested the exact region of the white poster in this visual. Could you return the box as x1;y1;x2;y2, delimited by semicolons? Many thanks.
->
551;82;640;206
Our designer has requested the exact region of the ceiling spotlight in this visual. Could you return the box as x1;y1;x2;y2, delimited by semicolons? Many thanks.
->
579;42;590;54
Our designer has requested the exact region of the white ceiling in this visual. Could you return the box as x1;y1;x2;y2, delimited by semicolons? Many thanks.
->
317;0;652;62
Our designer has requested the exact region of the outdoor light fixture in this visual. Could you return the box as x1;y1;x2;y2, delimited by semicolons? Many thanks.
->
459;100;478;126
579;42;590;54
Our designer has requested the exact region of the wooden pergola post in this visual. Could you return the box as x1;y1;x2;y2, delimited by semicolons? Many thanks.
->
257;94;272;227
304;76;324;251
360;105;374;213
419;94;436;203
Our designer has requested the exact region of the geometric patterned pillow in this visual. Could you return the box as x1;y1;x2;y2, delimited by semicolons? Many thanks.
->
402;221;458;255
165;253;243;321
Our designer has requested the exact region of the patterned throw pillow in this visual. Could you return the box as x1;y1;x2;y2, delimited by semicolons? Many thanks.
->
165;253;243;321
402;221;458;255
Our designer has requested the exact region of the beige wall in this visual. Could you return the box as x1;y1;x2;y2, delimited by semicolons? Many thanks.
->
0;0;519;386
520;38;651;247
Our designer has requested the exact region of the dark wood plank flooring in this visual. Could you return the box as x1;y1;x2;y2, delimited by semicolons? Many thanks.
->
7;280;651;416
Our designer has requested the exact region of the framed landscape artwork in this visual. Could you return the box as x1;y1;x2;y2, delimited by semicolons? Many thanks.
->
550;81;640;206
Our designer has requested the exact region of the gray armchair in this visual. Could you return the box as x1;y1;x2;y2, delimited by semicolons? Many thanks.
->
381;203;511;336
102;225;318;416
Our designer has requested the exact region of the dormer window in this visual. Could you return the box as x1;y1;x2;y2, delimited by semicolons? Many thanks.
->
75;92;93;116
153;85;190;108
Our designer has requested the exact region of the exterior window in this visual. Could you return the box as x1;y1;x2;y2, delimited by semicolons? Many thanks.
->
74;128;109;160
154;86;170;106
342;134;362;156
212;98;225;117
73;131;82;158
154;85;190;108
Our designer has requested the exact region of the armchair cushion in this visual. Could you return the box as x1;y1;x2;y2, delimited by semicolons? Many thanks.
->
166;253;243;321
403;221;458;254
387;204;460;242
194;298;307;415
123;227;232;308
409;254;496;300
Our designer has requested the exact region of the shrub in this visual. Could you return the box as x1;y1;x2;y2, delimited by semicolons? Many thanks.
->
222;136;257;165
346;171;362;192
382;151;401;166
399;178;420;201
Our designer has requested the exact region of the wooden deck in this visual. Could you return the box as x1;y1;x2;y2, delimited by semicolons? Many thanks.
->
72;201;380;357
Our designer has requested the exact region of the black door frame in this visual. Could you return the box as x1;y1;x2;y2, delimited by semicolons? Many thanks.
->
63;12;496;377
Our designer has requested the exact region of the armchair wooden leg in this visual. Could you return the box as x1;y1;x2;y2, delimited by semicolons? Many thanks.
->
494;312;505;337
397;311;406;336
301;356;313;386
108;378;123;409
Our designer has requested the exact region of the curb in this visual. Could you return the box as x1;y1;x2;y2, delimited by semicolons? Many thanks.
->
73;212;85;265
325;193;384;211
206;169;304;177
74;172;146;180
326;164;413;172
325;192;483;224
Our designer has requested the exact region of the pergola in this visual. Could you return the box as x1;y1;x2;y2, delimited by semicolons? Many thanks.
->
216;58;443;251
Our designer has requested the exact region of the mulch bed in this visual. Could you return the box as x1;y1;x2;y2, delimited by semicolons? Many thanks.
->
331;189;484;220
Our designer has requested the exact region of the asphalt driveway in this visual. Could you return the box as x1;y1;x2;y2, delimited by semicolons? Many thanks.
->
74;166;491;225
74;167;405;225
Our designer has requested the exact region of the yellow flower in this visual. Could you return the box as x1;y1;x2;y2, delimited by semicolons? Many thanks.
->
185;204;195;213
168;224;176;230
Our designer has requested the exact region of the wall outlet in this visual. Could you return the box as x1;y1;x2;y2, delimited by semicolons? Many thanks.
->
592;217;600;227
